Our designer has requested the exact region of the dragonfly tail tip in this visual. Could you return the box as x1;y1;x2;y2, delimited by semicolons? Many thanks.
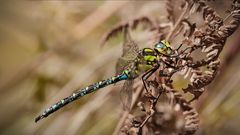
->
35;115;43;123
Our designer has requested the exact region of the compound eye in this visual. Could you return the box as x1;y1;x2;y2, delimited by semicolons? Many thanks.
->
155;43;164;48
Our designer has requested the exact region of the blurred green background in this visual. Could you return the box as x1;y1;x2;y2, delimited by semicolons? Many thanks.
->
0;1;239;135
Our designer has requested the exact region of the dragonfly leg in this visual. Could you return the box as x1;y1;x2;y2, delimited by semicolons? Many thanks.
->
176;43;183;52
142;65;159;92
162;60;177;69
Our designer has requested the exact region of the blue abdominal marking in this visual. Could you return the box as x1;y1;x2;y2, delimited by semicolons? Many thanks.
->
35;70;130;122
120;74;128;80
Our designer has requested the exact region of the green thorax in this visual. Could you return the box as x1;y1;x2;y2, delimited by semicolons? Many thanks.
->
127;48;159;78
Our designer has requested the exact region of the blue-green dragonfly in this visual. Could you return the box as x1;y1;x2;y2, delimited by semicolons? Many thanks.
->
35;31;176;122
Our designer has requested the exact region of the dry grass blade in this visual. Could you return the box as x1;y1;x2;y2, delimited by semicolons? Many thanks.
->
0;0;127;93
0;51;53;92
72;1;129;39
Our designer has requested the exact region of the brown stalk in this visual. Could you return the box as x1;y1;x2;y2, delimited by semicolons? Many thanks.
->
166;2;190;41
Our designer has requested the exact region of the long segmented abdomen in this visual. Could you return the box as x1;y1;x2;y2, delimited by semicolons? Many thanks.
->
35;71;129;122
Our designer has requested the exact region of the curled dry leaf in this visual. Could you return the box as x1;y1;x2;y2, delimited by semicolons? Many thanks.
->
100;16;156;47
100;0;239;134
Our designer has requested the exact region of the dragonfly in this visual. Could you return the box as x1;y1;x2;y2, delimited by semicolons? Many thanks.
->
35;30;176;123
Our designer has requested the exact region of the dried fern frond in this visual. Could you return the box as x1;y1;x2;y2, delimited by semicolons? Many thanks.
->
100;16;156;47
99;0;239;135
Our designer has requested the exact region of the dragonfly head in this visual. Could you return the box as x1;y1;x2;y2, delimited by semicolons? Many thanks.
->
154;40;173;56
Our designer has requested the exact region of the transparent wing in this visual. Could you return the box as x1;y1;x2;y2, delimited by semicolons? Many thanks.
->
116;29;139;75
120;79;133;111
117;29;138;111
122;29;139;57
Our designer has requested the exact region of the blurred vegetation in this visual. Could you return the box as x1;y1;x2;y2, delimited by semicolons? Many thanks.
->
0;1;239;135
